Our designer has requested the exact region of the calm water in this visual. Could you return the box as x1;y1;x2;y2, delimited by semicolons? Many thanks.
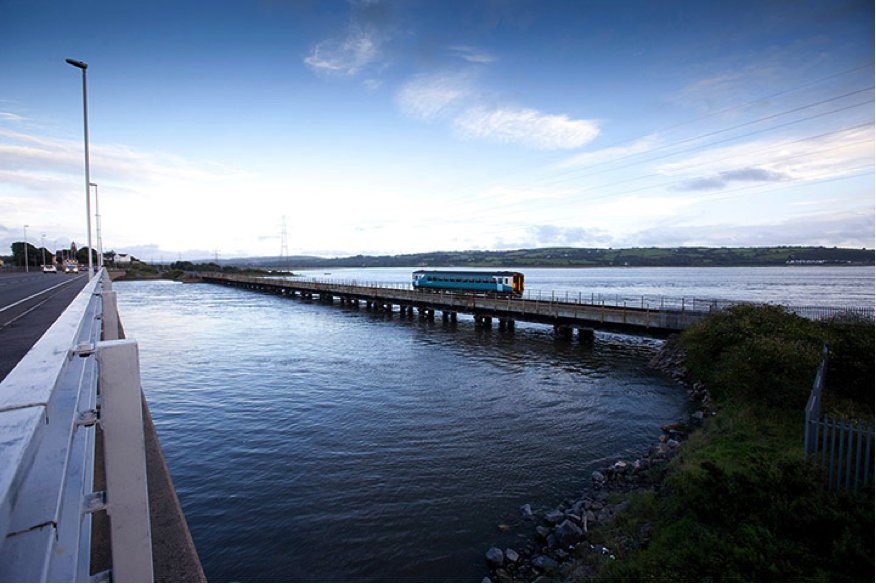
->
114;266;873;582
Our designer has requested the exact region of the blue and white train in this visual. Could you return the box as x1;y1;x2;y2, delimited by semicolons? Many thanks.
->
411;270;525;296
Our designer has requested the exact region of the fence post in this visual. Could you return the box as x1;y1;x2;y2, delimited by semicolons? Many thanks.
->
96;339;154;583
101;291;119;341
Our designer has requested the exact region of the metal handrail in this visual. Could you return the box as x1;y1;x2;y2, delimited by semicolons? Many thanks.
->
212;273;873;321
0;270;153;582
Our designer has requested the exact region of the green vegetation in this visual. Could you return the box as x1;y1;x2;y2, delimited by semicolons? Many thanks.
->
252;246;874;269
582;305;874;582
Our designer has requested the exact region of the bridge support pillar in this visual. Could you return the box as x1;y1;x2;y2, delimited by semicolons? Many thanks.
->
554;324;573;340
578;328;595;343
450;312;457;322
475;315;492;327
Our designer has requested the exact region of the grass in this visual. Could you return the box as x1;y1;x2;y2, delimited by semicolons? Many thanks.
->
574;305;874;582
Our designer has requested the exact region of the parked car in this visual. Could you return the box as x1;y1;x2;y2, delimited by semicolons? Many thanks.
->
42;264;58;274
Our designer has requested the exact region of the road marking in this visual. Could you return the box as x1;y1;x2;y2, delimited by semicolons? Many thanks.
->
0;277;81;314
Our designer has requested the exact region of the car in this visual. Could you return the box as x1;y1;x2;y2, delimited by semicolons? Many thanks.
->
42;264;58;274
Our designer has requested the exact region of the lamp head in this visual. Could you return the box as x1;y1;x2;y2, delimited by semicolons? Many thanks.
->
65;58;88;70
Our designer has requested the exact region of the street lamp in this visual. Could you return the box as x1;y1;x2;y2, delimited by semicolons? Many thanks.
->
89;182;103;269
66;58;94;279
23;225;28;272
41;233;46;266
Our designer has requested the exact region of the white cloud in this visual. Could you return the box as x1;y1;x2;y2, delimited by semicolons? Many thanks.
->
304;27;381;75
454;106;600;149
554;136;659;169
0;111;27;123
657;126;875;188
395;70;475;119
447;45;495;64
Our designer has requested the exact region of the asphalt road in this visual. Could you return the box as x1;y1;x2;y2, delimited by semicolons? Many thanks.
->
0;271;90;382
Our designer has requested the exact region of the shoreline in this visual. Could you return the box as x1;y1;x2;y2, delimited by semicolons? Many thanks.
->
483;336;710;582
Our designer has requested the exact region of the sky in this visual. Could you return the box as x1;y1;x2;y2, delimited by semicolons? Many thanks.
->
1;0;874;261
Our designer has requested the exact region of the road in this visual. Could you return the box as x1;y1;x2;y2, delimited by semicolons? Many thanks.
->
0;271;90;382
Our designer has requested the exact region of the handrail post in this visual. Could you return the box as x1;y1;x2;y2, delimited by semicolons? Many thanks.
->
96;339;154;583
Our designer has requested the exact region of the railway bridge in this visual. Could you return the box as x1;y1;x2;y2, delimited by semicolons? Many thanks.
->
201;273;716;339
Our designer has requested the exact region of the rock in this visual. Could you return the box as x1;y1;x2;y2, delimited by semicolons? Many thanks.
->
566;513;582;525
555;519;583;547
535;525;551;539
591;470;605;484
481;578;491;583
532;555;559;571
486;547;504;568
498;524;511;532
520;503;534;520
554;549;569;561
504;548;519;564
544;509;564;525
667;439;680;449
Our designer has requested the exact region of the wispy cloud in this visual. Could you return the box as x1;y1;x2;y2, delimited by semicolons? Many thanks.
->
554;136;659;169
396;70;476;119
455;106;600;149
447;45;494;64
303;0;400;77
0;111;27;123
304;26;381;75
397;70;600;149
658;126;875;188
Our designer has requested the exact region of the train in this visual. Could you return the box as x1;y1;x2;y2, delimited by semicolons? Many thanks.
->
411;270;525;296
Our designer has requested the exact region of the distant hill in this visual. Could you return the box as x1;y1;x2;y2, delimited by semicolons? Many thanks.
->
215;246;874;269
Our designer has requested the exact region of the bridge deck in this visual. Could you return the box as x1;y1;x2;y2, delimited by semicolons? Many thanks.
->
202;273;714;337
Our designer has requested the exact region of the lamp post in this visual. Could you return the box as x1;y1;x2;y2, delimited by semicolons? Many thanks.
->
41;233;46;266
23;225;28;272
66;58;94;279
89;182;103;269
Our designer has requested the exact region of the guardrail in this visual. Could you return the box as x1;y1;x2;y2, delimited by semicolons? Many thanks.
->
0;270;153;582
260;276;874;321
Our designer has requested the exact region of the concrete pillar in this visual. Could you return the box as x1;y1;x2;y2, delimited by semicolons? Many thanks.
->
578;328;595;343
554;324;573;339
450;312;457;322
426;309;434;320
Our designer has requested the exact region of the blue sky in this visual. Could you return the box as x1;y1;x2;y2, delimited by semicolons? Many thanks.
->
1;0;873;261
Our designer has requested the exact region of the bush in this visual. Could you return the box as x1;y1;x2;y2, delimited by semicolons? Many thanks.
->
681;305;824;408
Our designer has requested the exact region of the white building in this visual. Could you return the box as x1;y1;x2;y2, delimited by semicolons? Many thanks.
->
113;253;133;263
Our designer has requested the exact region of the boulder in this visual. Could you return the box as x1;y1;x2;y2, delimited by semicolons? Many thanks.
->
504;548;519;564
519;503;534;520
555;519;583;547
532;555;559;572
544;509;565;525
486;547;504;568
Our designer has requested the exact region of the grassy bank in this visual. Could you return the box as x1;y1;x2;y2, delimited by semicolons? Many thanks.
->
581;305;874;582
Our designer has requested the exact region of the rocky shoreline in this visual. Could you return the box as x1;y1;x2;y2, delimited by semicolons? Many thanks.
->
483;335;712;583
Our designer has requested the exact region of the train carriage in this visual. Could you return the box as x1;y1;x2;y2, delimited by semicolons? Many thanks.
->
412;270;524;296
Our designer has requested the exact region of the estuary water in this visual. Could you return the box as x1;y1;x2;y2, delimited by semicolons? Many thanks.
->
113;266;873;582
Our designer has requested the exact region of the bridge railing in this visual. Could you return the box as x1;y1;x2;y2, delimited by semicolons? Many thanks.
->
0;270;153;582
257;275;873;321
